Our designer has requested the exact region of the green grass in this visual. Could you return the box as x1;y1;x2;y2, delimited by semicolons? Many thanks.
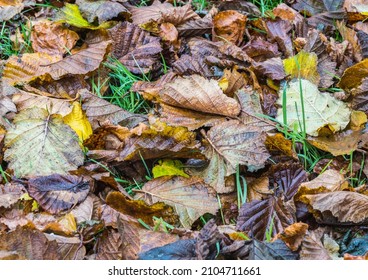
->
236;164;247;210
192;0;208;12
99;57;152;114
251;0;283;17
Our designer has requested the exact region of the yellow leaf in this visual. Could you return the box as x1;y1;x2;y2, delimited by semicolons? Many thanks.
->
152;159;189;178
350;110;367;131
20;193;33;201
283;50;320;84
31;200;39;212
55;3;114;30
63;102;93;143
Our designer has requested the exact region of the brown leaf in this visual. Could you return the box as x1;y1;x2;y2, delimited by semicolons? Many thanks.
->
357;30;368;59
344;252;368;260
213;10;247;46
106;191;178;226
264;19;293;57
307;130;362;156
159;74;240;117
338;58;368;95
45;41;111;80
177;7;215;37
45;234;86;260
192;119;269;192
128;1;199;26
195;219;224;260
109;22;162;75
253;57;286;81
300;230;332;260
308;10;346;29
268;163;308;201
299;191;368;224
136;176;218;228
0;182;26;209
31;20;79;58
247;176;272;202
80;89;147;129
76;0;128;24
265;133;297;158
0;227;59;260
236;196;295;240
219;68;248;97
243;37;280;62
275;222;309;251
27;175;90;214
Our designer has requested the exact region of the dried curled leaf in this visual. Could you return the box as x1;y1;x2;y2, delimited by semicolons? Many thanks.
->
109;22;162;75
276;79;351;136
276;222;309;251
4;107;84;177
159;74;240;117
136;176;218;228
31;20;79;58
27;175;90;214
236;196;295;240
213;10;247;46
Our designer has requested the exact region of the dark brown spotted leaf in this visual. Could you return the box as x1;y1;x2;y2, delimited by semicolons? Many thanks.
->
27;175;90;214
196;219;224;260
109;22;162;75
236;196;295;240
177;7;215;37
0;227;59;260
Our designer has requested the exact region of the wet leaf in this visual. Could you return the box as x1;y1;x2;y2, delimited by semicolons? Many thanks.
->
253;57;286;81
276;79;351;136
31;20;79;58
27;175;89;214
236;196;295;241
196;219;224;260
299;191;368;224
300;230;332;260
276;222;309;251
109;22;162;75
106;191;178;226
213;10;247;46
43;213;77;236
4;108;84;177
177;8;215;37
139;239;196;260
283;50;320;84
0;227;59;260
307;130;362;156
55;3;114;30
63;102;93;143
136;176;218;228
152;159;189;178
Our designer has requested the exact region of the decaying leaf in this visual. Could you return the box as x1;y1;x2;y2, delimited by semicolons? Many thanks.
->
276;222;309;251
31;20;79;58
213;10;247;46
0;227;59;260
338;58;368;95
300;230;332;260
276;79;351;136
0;183;26;209
109;22;162;75
136;176;218;228
27;174;90;214
139;239;196;260
45;234;86;260
4;108;84;177
106;191;178;226
236;196;295;240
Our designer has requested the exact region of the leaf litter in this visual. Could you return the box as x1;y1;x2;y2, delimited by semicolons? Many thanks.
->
0;0;367;260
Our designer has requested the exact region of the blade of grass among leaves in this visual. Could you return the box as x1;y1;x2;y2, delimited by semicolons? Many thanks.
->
1;0;368;261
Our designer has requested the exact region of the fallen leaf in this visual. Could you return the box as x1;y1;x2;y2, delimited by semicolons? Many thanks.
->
0;183;26;209
109;22;162;75
338;59;368;95
299;191;368;224
55;3;114;30
4;108;84;177
236;196;295;241
192;119;269;192
264;19;293;57
196;219;224;260
63;102;93;143
213;10;247;46
0;227;59;260
45;234;86;260
152;159;189;178
300;230;332;260
27;174;89;214
265;133;297;158
139;239;196;260
283;50;320;84
136;176;218;228
31;20;79;58
106;191;178;226
43;213;77;236
276;79;351;136
276;222;309;251
0;0;24;21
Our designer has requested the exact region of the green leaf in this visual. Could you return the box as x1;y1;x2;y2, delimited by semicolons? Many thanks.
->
4;107;84;177
276;79;351;136
152;159;189;178
55;3;114;30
